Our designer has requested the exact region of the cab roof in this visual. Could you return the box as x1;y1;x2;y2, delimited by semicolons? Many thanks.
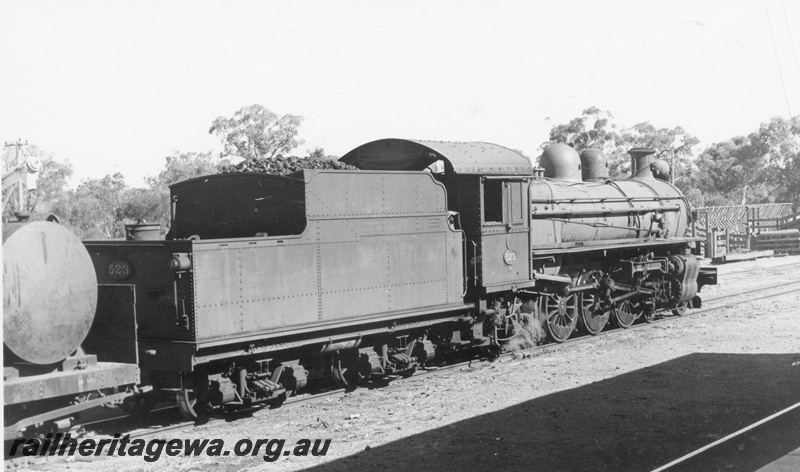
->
340;138;533;175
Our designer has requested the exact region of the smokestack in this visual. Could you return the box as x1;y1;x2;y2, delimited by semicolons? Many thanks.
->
629;148;657;180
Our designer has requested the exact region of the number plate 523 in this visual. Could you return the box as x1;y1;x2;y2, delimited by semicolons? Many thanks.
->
108;260;133;280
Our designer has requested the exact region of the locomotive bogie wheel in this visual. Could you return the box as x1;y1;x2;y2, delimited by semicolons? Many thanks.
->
671;302;688;317
544;293;579;343
577;271;608;335
611;300;638;329
641;306;656;323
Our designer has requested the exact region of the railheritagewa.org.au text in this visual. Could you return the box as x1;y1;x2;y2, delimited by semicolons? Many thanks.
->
8;433;331;462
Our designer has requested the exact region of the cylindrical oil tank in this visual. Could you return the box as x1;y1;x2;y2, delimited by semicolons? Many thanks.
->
529;178;689;245
3;221;98;365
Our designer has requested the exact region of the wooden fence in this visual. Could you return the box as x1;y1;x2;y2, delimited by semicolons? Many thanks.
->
702;228;751;259
755;229;800;255
778;210;800;230
692;203;796;257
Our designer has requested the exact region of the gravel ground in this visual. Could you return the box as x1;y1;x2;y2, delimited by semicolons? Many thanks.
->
19;256;800;472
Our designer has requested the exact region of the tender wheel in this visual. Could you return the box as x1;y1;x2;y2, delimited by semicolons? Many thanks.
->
671;302;688;317
176;374;209;421
331;351;361;390
544;292;578;343
269;392;289;408
120;393;157;420
612;300;638;329
578;271;608;335
176;389;199;420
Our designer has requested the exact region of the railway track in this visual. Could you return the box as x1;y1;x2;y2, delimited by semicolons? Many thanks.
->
703;279;800;305
713;259;800;278
73;275;800;444
650;401;800;471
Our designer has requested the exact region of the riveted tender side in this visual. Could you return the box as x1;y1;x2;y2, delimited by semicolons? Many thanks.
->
86;169;469;419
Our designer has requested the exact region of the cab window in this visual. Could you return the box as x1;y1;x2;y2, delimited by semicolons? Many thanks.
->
483;180;504;223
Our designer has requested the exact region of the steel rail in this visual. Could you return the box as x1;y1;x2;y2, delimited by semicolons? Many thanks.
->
702;278;800;304
650;401;800;472
716;259;800;277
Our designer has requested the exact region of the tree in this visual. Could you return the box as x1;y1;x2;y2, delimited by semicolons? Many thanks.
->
751;116;800;211
690;115;800;210
146;151;226;188
683;188;707;208
542;109;700;184
0;144;139;240
542;107;619;155
305;146;333;161
693;136;771;206
118;187;169;226
616;123;700;191
209;105;304;161
59;173;128;239
31;157;74;219
136;150;231;231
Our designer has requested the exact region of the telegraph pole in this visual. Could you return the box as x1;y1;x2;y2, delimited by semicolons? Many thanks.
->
3;139;30;219
669;149;675;184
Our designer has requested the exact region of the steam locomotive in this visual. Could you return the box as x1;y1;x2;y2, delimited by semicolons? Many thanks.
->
75;139;715;420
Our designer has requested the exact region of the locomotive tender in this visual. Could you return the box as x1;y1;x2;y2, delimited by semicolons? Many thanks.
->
83;139;716;420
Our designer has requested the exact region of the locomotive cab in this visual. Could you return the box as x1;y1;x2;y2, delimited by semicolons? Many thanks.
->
341;138;535;294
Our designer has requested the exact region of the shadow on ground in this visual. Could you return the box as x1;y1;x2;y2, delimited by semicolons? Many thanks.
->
307;353;800;472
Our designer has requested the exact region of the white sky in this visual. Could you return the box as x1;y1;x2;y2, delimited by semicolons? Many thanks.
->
1;0;799;187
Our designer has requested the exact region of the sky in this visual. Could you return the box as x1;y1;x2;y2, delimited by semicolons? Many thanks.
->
1;0;799;187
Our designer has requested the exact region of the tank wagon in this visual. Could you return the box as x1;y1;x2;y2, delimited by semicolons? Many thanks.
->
83;139;716;420
3;219;140;443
